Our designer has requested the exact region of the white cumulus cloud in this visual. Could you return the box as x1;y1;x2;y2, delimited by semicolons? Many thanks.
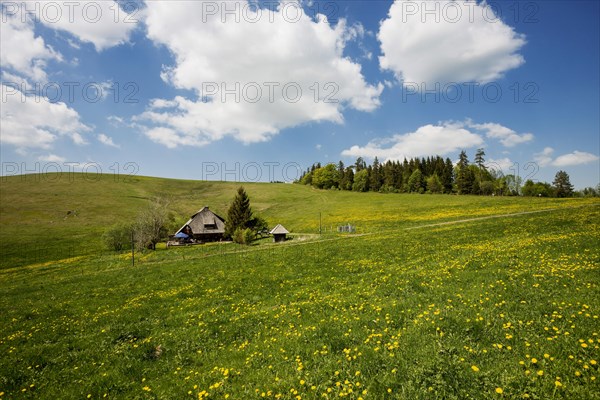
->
38;154;66;163
534;147;599;167
552;151;599;167
485;157;514;174
533;147;555;167
0;9;62;81
138;0;383;148
1;84;91;150
341;121;483;161
378;0;526;86
468;121;534;147
33;0;138;51
341;119;535;161
97;133;120;148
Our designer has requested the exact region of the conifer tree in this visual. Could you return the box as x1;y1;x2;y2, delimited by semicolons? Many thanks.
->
456;151;474;194
443;158;454;193
474;148;486;170
225;187;253;238
370;157;382;192
474;148;487;194
553;170;574;198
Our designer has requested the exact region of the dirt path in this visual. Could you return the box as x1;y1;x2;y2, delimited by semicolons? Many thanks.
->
196;205;598;260
403;207;559;230
8;204;595;277
166;204;599;259
404;203;597;230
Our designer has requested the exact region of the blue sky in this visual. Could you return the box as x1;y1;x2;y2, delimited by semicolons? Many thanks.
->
1;0;599;188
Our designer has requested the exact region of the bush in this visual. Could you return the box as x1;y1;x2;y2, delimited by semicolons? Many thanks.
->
480;181;494;196
232;228;245;244
103;223;133;252
232;227;255;245
243;228;254;244
133;197;175;251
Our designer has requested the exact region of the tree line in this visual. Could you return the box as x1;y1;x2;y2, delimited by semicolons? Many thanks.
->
297;149;598;197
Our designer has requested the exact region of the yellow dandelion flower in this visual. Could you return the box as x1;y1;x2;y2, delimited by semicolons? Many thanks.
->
471;365;480;372
495;387;503;394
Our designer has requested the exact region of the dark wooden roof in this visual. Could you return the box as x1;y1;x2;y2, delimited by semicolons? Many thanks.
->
176;207;225;235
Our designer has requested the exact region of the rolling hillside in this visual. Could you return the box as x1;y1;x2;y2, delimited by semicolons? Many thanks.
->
0;173;599;398
0;173;596;269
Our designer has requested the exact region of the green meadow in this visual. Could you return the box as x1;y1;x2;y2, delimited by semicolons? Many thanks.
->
0;173;598;399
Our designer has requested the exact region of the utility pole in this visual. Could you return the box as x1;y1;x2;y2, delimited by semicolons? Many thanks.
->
319;212;322;236
131;230;135;267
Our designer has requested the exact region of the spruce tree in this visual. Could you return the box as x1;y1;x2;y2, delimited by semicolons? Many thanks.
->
225;187;253;238
354;157;366;172
370;157;382;192
474;148;487;194
474;148;486;170
443;158;454;193
455;150;472;194
553;170;574;198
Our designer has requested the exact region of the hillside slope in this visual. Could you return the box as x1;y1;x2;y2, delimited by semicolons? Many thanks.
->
0;173;596;268
0;199;598;399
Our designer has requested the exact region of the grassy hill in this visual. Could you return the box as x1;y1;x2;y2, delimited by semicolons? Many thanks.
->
0;173;594;269
0;173;599;399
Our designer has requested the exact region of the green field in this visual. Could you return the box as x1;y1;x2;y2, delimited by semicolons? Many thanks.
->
0;174;599;399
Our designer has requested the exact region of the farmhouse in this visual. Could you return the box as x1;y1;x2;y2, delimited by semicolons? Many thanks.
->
175;207;225;242
270;224;289;243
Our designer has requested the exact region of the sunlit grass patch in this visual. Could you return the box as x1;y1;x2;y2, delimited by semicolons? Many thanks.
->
0;182;598;398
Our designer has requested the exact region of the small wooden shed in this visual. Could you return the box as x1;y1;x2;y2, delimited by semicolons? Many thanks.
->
269;224;289;243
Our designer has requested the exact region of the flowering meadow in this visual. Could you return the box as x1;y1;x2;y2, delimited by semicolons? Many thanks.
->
0;178;598;399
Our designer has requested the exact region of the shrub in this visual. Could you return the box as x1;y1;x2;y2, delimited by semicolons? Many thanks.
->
232;227;255;245
243;228;255;244
480;181;495;196
103;223;133;252
133;198;175;251
232;228;245;244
